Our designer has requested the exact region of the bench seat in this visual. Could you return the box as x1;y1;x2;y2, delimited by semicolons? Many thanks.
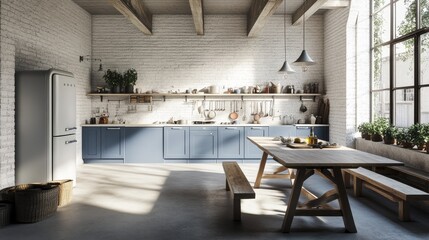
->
344;167;429;221
222;162;255;221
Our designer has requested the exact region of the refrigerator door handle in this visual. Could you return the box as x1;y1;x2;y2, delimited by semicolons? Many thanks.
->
65;140;77;144
65;127;77;131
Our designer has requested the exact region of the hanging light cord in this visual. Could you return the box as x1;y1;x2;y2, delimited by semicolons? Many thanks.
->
283;1;287;61
303;1;306;51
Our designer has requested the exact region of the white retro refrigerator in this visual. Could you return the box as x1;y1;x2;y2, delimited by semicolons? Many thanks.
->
16;69;77;185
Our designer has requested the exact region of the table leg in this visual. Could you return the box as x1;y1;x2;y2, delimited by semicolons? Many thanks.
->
254;152;268;188
332;168;357;233
281;168;307;233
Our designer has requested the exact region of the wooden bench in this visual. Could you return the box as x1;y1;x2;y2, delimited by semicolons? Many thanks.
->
385;166;429;192
222;162;255;221
344;167;429;221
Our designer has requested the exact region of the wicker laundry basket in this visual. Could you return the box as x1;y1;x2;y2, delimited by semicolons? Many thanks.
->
14;184;59;223
48;179;73;207
0;184;34;203
0;202;13;227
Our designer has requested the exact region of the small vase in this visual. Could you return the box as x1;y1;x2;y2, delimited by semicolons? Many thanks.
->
310;114;316;124
125;85;134;93
111;86;120;93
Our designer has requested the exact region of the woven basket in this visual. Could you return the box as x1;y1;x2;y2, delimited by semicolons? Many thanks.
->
14;184;59;223
48;179;73;207
0;202;12;227
0;184;34;203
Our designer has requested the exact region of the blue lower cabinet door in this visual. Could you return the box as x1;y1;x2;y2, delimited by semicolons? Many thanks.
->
218;127;244;159
125;127;164;163
101;127;125;159
164;127;190;159
245;126;268;158
190;128;218;159
82;127;101;159
295;126;311;138
314;126;329;141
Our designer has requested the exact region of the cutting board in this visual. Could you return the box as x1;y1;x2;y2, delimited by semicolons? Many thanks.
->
287;143;311;148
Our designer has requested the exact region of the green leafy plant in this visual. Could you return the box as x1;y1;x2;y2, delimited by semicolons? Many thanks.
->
358;122;373;139
396;128;414;148
383;125;399;144
409;123;427;149
123;68;137;86
103;69;123;90
370;117;389;136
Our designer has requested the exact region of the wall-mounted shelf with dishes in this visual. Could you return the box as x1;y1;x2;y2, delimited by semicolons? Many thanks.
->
87;93;323;102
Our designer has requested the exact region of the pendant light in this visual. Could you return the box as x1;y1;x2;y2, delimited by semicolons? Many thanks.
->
293;0;315;72
279;0;295;75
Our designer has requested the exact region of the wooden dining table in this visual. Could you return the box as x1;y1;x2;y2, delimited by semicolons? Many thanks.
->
247;137;403;233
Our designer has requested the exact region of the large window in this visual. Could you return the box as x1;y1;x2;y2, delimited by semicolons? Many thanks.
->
371;0;429;126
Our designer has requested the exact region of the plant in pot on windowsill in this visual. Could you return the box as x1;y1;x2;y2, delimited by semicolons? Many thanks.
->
396;128;414;149
409;123;427;150
123;68;137;93
370;117;389;142
383;125;398;145
358;122;373;140
103;69;123;93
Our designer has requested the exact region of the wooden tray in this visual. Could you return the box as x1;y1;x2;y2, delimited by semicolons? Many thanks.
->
286;143;311;148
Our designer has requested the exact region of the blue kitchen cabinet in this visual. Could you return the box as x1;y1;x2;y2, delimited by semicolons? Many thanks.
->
82;127;101;159
244;126;269;159
164;126;190;159
190;127;218;159
295;126;311;138
100;127;125;159
268;125;296;137
218;126;244;159
125;127;164;163
315;126;329;141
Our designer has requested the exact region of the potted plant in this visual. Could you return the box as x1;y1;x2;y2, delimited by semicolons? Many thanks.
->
409;123;427;150
370;117;389;142
103;69;123;93
358;122;372;140
425;124;429;154
396;128;414;148
383;125;398;145
123;68;137;93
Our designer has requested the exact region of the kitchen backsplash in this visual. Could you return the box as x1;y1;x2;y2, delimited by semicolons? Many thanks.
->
90;97;319;125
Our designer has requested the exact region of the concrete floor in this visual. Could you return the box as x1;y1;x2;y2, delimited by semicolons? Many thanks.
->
1;163;429;240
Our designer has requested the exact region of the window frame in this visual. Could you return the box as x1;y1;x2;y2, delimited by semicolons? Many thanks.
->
370;0;429;125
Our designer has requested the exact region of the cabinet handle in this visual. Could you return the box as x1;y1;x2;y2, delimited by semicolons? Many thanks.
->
65;127;77;131
210;132;213;135
225;127;237;130
251;127;262;130
107;128;121;130
171;127;183;130
65;140;77;144
296;127;310;129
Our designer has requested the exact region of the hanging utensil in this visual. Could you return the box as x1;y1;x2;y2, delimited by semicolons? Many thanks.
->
264;101;268;117
242;101;247;122
300;100;308;113
259;102;264;116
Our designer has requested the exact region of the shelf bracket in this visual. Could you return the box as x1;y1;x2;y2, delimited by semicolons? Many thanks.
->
203;96;206;101
185;95;188;102
163;96;166;102
241;96;244;101
100;96;103;102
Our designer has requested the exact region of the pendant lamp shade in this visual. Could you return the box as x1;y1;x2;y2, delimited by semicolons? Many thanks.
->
279;0;295;74
279;61;296;73
293;0;315;72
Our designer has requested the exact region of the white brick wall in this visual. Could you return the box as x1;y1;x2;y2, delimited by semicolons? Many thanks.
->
324;2;370;147
0;0;92;188
90;15;325;124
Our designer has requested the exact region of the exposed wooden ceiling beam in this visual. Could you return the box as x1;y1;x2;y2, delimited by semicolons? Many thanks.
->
110;0;152;35
189;0;204;35
292;0;329;26
320;0;350;9
247;0;283;37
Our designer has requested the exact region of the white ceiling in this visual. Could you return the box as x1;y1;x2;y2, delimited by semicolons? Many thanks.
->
72;0;310;15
